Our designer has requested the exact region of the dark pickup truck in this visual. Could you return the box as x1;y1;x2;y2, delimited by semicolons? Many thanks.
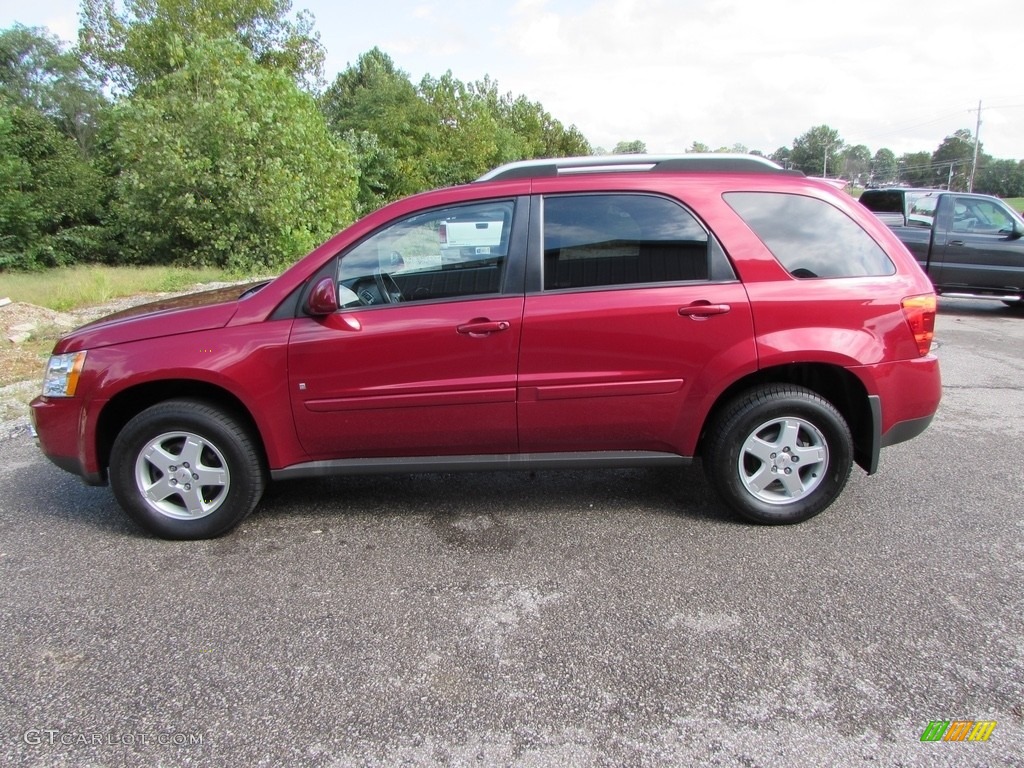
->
859;188;1024;307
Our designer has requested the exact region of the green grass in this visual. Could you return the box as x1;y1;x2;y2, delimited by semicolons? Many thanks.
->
0;265;241;311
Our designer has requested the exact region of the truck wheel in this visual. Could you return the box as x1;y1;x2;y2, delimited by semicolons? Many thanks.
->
703;385;852;524
110;399;266;539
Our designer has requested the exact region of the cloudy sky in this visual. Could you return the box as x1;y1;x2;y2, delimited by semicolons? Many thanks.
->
5;0;1022;160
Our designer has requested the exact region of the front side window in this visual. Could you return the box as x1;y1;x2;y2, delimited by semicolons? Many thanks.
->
952;197;1015;234
725;192;896;279
542;194;710;290
337;200;514;307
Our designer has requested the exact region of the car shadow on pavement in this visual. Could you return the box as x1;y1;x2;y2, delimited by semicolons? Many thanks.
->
255;464;730;528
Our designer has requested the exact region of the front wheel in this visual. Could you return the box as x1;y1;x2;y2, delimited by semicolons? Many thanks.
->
703;385;853;524
110;399;266;539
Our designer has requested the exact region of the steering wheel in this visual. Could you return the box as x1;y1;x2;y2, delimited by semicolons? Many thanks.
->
373;270;404;304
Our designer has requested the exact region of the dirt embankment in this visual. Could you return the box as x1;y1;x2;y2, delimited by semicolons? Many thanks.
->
0;285;242;433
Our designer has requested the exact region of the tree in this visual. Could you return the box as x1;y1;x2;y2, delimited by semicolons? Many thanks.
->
419;71;503;187
974;159;1024;198
932;129;977;191
108;38;356;271
472;79;589;161
790;125;843;177
898;151;934;188
613;140;646;154
841;144;871;184
322;50;590;205
0;97;107;270
689;142;711;153
507;96;589;158
340;129;401;216
0;24;108;152
79;0;324;92
870;148;897;185
420;71;590;187
770;146;792;168
320;48;436;200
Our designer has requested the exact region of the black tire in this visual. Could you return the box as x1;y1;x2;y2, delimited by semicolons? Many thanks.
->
109;399;266;539
703;385;853;525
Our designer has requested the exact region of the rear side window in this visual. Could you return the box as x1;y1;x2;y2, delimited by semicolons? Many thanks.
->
543;194;710;290
725;192;896;279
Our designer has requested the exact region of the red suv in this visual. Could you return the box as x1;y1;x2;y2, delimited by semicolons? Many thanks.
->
31;155;941;539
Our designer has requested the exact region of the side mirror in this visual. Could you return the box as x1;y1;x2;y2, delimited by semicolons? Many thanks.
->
306;277;338;316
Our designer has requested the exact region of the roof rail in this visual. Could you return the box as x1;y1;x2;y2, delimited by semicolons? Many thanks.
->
477;153;801;182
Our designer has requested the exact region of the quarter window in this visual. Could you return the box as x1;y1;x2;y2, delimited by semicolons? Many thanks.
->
542;194;710;290
725;192;895;278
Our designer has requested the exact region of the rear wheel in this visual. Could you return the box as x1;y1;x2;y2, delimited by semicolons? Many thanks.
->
110;399;266;539
703;385;853;524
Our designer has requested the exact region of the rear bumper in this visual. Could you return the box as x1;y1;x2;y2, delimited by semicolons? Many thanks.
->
881;412;936;448
860;354;941;475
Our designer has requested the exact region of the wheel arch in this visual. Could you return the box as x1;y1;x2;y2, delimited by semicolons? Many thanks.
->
698;363;876;473
96;381;267;481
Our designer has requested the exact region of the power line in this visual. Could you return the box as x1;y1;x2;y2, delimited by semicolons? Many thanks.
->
856;97;1024;143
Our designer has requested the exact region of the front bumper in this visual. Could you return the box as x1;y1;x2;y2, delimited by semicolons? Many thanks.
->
29;396;106;486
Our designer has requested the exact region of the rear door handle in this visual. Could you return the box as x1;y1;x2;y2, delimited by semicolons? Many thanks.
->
948;240;965;246
457;320;511;335
678;303;731;317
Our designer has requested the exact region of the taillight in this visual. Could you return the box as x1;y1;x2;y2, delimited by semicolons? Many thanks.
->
901;294;936;356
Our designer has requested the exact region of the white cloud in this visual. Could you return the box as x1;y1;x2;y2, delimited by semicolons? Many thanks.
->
492;0;1023;158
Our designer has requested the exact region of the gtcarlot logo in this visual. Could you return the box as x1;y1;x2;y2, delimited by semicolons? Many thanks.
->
920;720;997;742
23;729;205;747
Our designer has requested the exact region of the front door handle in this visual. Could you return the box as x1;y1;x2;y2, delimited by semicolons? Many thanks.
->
678;302;731;317
457;320;511;335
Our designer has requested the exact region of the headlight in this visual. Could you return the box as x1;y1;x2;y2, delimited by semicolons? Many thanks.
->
42;351;88;397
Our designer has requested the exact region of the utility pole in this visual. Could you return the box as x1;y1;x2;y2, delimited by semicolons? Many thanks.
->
969;100;982;192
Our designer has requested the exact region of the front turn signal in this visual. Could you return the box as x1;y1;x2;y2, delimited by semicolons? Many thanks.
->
901;294;937;357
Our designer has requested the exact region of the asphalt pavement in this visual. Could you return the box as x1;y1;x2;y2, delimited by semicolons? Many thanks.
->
1;298;1022;767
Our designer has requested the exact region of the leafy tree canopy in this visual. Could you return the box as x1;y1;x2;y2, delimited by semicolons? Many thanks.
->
871;148;897;183
0;97;107;269
109;37;356;271
321;48;590;207
0;23;108;151
841;144;871;183
932;128;978;190
898;151;934;188
613;140;646;154
79;0;324;92
320;47;436;200
790;125;844;176
975;159;1024;198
